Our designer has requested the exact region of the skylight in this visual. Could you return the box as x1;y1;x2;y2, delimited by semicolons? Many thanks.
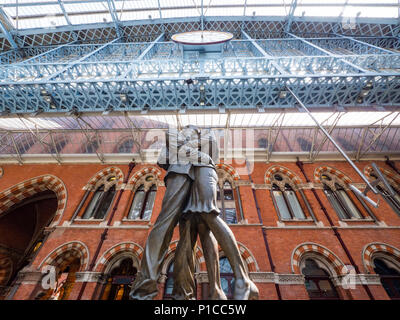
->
0;0;397;31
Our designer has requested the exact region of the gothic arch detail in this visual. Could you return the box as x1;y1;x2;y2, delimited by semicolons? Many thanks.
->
85;167;124;191
237;242;259;272
38;241;89;272
216;164;240;183
291;242;346;276
0;175;67;227
265;165;303;188
128;167;162;191
94;242;144;272
364;166;400;187
314;166;352;185
362;242;400;274
163;241;206;273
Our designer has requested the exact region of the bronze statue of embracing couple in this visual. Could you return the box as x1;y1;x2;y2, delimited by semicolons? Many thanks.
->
129;125;258;300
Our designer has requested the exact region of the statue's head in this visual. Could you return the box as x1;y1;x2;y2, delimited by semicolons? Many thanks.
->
181;125;200;139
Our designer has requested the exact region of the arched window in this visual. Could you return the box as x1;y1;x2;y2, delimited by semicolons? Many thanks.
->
258;137;268;148
163;262;174;299
297;137;312;152
370;172;400;216
117;139;134;153
128;184;157;220
101;257;137;300
373;257;400;300
51;258;81;300
219;257;234;300
37;255;81;300
301;258;339;300
271;173;306;220
82;177;117;219
85;139;100;154
217;181;237;224
321;173;365;220
47;137;68;154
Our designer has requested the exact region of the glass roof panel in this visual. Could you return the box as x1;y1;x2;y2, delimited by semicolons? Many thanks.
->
120;10;161;21
0;112;399;131
0;0;397;31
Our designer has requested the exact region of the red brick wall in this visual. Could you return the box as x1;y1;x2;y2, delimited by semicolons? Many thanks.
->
0;159;399;300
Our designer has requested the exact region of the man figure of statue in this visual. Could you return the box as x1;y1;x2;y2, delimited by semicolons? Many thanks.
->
171;127;258;300
129;125;258;300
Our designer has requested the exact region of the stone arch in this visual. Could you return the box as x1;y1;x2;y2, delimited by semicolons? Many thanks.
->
216;163;240;183
364;165;400;188
38;241;89;272
128;166;162;191
94;242;144;273
362;242;400;274
291;242;346;276
265;165;303;188
114;135;136;154
162;241;206;274
314;166;352;185
0;253;12;286
0;175;67;227
85;167;124;191
237;242;259;272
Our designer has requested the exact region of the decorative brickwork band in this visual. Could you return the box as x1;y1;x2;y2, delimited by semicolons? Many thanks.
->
237;242;259;272
314;166;352;184
165;241;206;272
128;167;162;191
216;163;240;181
265;165;302;186
364;166;400;187
0;175;67;227
362;242;400;274
291;242;346;275
94;242;144;272
86;167;124;190
39;241;89;272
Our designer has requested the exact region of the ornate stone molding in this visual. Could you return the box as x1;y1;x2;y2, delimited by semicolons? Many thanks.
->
276;274;306;285
75;272;103;283
15;267;43;285
249;272;275;283
235;180;252;187
253;184;269;190
331;274;381;286
195;272;209;284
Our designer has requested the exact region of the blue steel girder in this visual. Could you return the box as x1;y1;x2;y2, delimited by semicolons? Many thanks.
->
106;0;122;38
4;17;397;51
44;38;120;81
57;0;72;25
285;0;298;33
0;8;18;50
335;34;396;55
0;33;399;114
287;32;371;74
0;74;399;114
241;30;287;75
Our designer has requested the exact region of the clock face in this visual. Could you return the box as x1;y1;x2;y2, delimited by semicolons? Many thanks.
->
171;31;234;46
